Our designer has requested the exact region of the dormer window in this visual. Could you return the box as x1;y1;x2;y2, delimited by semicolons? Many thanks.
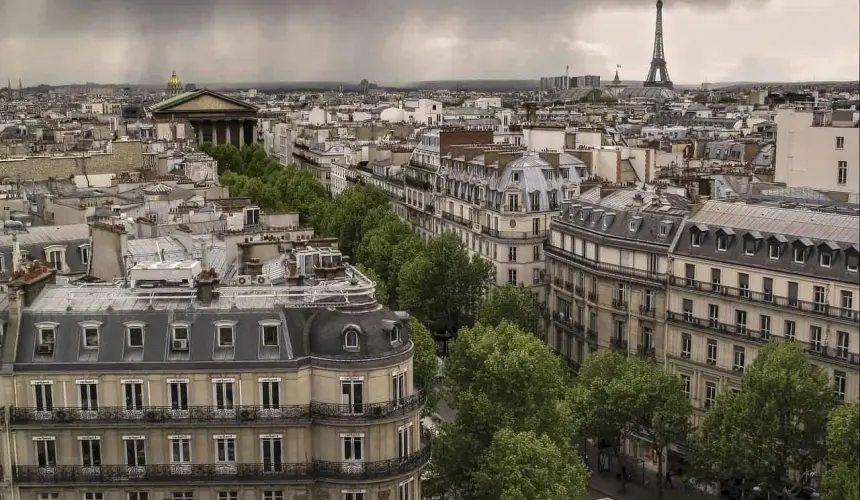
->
847;252;859;272
768;243;781;260
793;247;806;263
80;321;102;349
820;252;832;268
125;323;145;347
36;323;57;346
215;321;236;348
389;324;401;344
260;320;280;347
691;232;702;247
171;323;190;352
344;326;360;350
511;171;521;182
629;221;636;232
79;244;91;265
658;224;668;236
716;235;727;252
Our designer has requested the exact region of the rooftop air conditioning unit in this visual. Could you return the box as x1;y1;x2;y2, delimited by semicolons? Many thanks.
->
38;343;54;355
236;275;252;286
171;339;189;352
256;275;270;285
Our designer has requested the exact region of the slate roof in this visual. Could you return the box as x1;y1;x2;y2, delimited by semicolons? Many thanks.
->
553;189;689;252
670;200;860;283
10;282;408;371
0;225;91;280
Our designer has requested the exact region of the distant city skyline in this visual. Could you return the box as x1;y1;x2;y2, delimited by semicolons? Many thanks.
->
0;0;857;86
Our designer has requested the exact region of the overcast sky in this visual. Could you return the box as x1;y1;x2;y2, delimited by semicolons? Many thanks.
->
0;0;857;86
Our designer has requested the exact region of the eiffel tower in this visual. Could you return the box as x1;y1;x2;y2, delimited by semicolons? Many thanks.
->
644;0;674;90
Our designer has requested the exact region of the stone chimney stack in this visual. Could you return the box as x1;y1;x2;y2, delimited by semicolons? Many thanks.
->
195;269;218;306
89;220;129;281
9;264;57;308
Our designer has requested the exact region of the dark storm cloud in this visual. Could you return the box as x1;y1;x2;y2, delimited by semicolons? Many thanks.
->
0;0;770;84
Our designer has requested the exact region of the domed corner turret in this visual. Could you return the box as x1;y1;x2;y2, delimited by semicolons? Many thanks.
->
166;70;183;96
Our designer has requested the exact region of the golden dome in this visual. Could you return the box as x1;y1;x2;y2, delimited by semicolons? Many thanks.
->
167;70;181;86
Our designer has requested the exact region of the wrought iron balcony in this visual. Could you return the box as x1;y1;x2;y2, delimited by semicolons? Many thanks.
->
587;292;598;303
610;337;629;351
574;286;584;296
481;226;549;240
315;444;431;480
441;211;473;228
586;329;598;341
670;277;859;324
563;281;573;292
12;447;431;485
424;203;435;213
551;313;584;335
9;405;311;426
10;393;426;426
639;304;656;317
637;344;656;358
546;244;668;285
667;311;860;367
611;298;628;310
309;391;427;422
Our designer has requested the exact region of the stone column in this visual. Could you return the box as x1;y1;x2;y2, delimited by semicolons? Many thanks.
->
195;121;203;146
252;122;258;144
210;120;218;144
225;120;232;147
238;120;245;147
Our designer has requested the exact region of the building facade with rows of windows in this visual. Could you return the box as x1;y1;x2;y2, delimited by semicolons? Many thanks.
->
0;252;428;500
667;200;860;420
545;187;687;371
436;145;585;296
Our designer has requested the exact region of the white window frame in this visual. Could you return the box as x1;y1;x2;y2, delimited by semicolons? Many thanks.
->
820;252;832;268
79;437;102;467
34;436;57;467
768;243;781;260
78;381;99;410
44;245;66;271
127;493;148;500
214;320;236;348
171;322;190;342
125;322;145;348
218;493;238;500
212;380;235;410
33;381;54;411
342;491;366;500
389;325;401;344
690;231;701;248
262;492;284;500
214;436;236;463
793;246;806;264
341;433;365;461
35;322;59;345
344;326;360;350
79;243;91;265
259;320;280;347
716;234;727;252
79;321;102;350
169;436;192;463
260;378;281;409
341;377;364;414
84;493;104;500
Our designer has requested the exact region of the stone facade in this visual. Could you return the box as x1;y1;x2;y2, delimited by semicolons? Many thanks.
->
0;140;143;181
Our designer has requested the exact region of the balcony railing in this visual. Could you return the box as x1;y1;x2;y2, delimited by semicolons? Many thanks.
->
667;311;860;366
408;159;435;171
310;391;427;421
610;337;629;351
611;298;628;310
404;177;434;191
12;447;431;484
639;304;656;317
546;244;668;285
637;344;656;358
586;329;598;341
424;203;435;213
441;211;473;228
10;393;426;426
482;227;548;240
552;312;584;335
671;277;859;324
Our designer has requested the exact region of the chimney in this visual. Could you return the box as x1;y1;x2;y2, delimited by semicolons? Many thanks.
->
195;269;218;306
9;264;57;308
89;220;128;281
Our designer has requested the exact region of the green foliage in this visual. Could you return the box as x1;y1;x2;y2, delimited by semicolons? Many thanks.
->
821;403;860;500
476;284;542;336
473;429;588;500
355;212;423;306
408;317;440;413
575;350;637;453
431;322;581;497
310;184;391;258
397;232;494;336
354;265;389;306
687;342;836;496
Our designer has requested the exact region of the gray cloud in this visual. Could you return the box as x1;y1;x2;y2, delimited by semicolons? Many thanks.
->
0;0;784;85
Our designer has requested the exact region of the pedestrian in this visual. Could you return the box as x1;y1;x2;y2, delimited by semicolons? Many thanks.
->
665;470;674;488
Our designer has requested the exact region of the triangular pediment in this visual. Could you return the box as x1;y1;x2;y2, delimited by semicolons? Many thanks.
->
151;89;258;113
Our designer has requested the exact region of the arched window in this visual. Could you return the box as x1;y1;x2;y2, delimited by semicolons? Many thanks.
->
343;325;361;350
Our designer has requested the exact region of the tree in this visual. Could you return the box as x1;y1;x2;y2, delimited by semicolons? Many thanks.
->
476;284;542;336
311;184;390;258
688;342;836;499
473;429;588;500
431;322;580;497
397;232;494;337
821;403;860;500
355;213;422;306
574;349;638;475
625;359;692;500
408;318;440;413
354;265;389;305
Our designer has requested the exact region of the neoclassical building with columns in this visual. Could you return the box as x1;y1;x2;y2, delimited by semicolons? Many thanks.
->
150;88;260;147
